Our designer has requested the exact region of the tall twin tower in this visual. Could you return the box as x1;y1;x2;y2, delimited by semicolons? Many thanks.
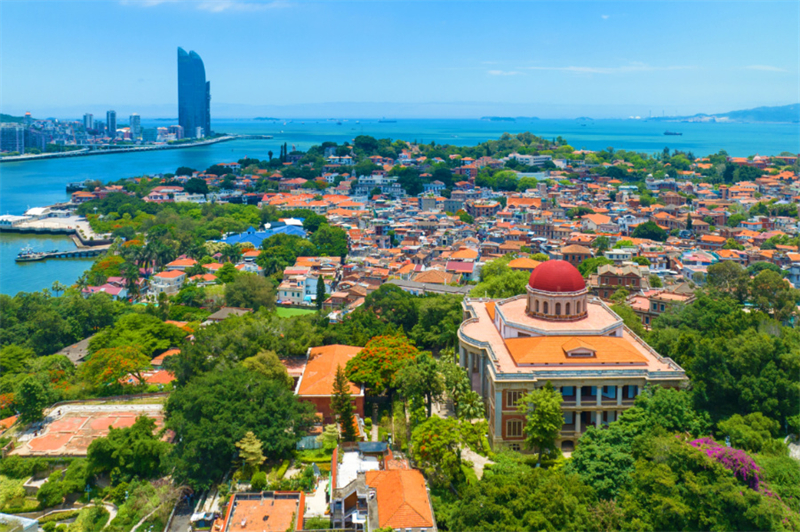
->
178;47;211;138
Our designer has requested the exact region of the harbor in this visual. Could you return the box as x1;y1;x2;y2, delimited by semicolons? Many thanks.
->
16;245;108;262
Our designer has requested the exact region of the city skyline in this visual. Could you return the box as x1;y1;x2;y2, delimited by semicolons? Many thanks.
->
1;1;798;119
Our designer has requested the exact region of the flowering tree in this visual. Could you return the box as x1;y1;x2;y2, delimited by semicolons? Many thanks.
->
79;346;151;389
345;335;419;394
690;437;762;491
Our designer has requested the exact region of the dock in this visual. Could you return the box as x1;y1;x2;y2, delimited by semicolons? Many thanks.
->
16;247;109;262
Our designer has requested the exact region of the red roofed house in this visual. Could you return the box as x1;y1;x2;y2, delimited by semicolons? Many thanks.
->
150;270;186;295
295;345;365;424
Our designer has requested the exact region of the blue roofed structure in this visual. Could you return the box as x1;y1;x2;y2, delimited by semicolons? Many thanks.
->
221;224;306;247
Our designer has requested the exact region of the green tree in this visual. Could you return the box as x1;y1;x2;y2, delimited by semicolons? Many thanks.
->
14;376;51;424
395;352;446;418
166;366;316;489
315;277;326;310
331;364;357;442
0;344;34;374
723;237;745;250
706;261;749;301
649;274;663;288
217;262;239;283
409;295;463;351
410;416;467;486
241;351;292;388
311;224;348;258
250;471;268;491
225;273;275;311
632;220;667;242
718;413;781;454
302;213;327;234
517;382;563;465
87;415;169;481
750;269;800;322
592;236;610;253
235;431;266;477
577;257;614;277
88;313;185;358
631;256;650;266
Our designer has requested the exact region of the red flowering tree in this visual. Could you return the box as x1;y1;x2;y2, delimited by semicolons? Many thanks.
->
79;346;151;390
345;335;419;394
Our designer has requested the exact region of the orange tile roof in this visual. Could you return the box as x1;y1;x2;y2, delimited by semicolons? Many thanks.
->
297;345;362;396
154;270;185;279
365;469;435;530
151;348;180;367
507;257;541;271
504;335;648;366
166;258;197;267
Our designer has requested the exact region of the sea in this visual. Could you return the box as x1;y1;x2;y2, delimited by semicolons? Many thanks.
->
1;117;798;295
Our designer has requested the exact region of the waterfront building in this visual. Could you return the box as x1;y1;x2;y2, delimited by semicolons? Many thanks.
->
23;112;32;127
106;110;117;138
142;128;158;142
129;114;141;139
0;125;25;154
168;124;184;139
177;47;211;138
457;259;687;452
83;113;93;131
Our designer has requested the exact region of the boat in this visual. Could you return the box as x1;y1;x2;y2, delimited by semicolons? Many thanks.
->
16;246;46;262
664;131;683;136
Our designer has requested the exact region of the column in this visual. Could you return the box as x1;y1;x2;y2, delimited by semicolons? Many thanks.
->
479;355;486;397
636;385;642;396
459;346;466;368
617;385;623;406
595;411;601;428
596;386;602;407
575;411;581;433
468;351;475;376
576;387;582;407
495;390;503;438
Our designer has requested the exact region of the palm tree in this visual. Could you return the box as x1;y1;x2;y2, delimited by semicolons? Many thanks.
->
51;281;67;297
122;262;140;300
75;274;89;293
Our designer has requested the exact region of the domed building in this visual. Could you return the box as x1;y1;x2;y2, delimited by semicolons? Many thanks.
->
458;259;687;453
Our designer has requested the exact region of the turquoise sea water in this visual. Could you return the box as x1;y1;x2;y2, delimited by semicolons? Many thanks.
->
1;118;798;294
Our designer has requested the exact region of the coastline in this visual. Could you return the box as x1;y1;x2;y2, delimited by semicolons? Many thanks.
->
0;135;242;163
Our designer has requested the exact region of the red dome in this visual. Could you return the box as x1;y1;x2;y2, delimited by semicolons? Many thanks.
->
528;260;586;293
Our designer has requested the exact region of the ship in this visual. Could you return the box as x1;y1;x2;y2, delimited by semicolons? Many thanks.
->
16;246;46;262
664;131;683;136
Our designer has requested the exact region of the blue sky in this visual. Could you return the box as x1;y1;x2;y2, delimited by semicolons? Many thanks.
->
1;0;798;118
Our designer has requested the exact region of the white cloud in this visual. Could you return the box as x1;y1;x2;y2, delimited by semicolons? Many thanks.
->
601;14;609;19
744;65;788;73
523;62;694;75
488;70;521;76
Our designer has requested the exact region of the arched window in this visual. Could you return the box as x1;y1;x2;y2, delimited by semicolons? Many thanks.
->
565;302;571;316
543;301;549;314
555;303;561;315
534;299;539;313
576;301;581;314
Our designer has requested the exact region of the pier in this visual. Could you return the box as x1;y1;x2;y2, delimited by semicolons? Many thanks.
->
16;248;108;262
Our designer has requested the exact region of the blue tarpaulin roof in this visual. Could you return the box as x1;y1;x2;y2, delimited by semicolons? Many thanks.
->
221;225;306;247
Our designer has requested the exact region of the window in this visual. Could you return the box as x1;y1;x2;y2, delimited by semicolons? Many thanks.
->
506;420;523;438
660;304;665;312
563;411;574;424
651;303;658;311
543;301;549;314
576;301;581;314
565;303;571;315
507;390;525;408
534;299;539;312
509;443;521;451
645;316;650;324
555;303;561;315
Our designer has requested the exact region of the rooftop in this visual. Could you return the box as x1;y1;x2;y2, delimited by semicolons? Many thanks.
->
296;345;362;396
223;493;303;532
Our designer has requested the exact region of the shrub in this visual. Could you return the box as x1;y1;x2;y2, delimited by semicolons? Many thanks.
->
250;472;267;492
37;471;66;509
43;522;57;532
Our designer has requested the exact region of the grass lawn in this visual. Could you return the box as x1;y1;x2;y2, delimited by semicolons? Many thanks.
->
275;307;316;318
204;284;225;298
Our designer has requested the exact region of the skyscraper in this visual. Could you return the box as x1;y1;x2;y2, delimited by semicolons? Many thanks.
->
83;113;94;131
106;110;117;138
177;47;211;139
130;114;141;139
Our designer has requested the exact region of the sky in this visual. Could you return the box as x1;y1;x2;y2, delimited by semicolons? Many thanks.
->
1;0;799;118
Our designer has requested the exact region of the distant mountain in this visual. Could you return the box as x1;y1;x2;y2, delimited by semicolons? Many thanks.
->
653;103;799;123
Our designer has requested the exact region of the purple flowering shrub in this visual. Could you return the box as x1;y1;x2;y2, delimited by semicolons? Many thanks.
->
690;437;761;491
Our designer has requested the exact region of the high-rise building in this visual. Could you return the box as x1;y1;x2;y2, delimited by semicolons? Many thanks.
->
0;125;25;154
24;113;32;126
177;47;211;139
168;124;184;140
83;113;94;131
130;114;141;139
106;110;117;138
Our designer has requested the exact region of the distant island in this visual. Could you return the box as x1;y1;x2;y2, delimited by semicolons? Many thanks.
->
480;116;539;122
653;103;799;124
